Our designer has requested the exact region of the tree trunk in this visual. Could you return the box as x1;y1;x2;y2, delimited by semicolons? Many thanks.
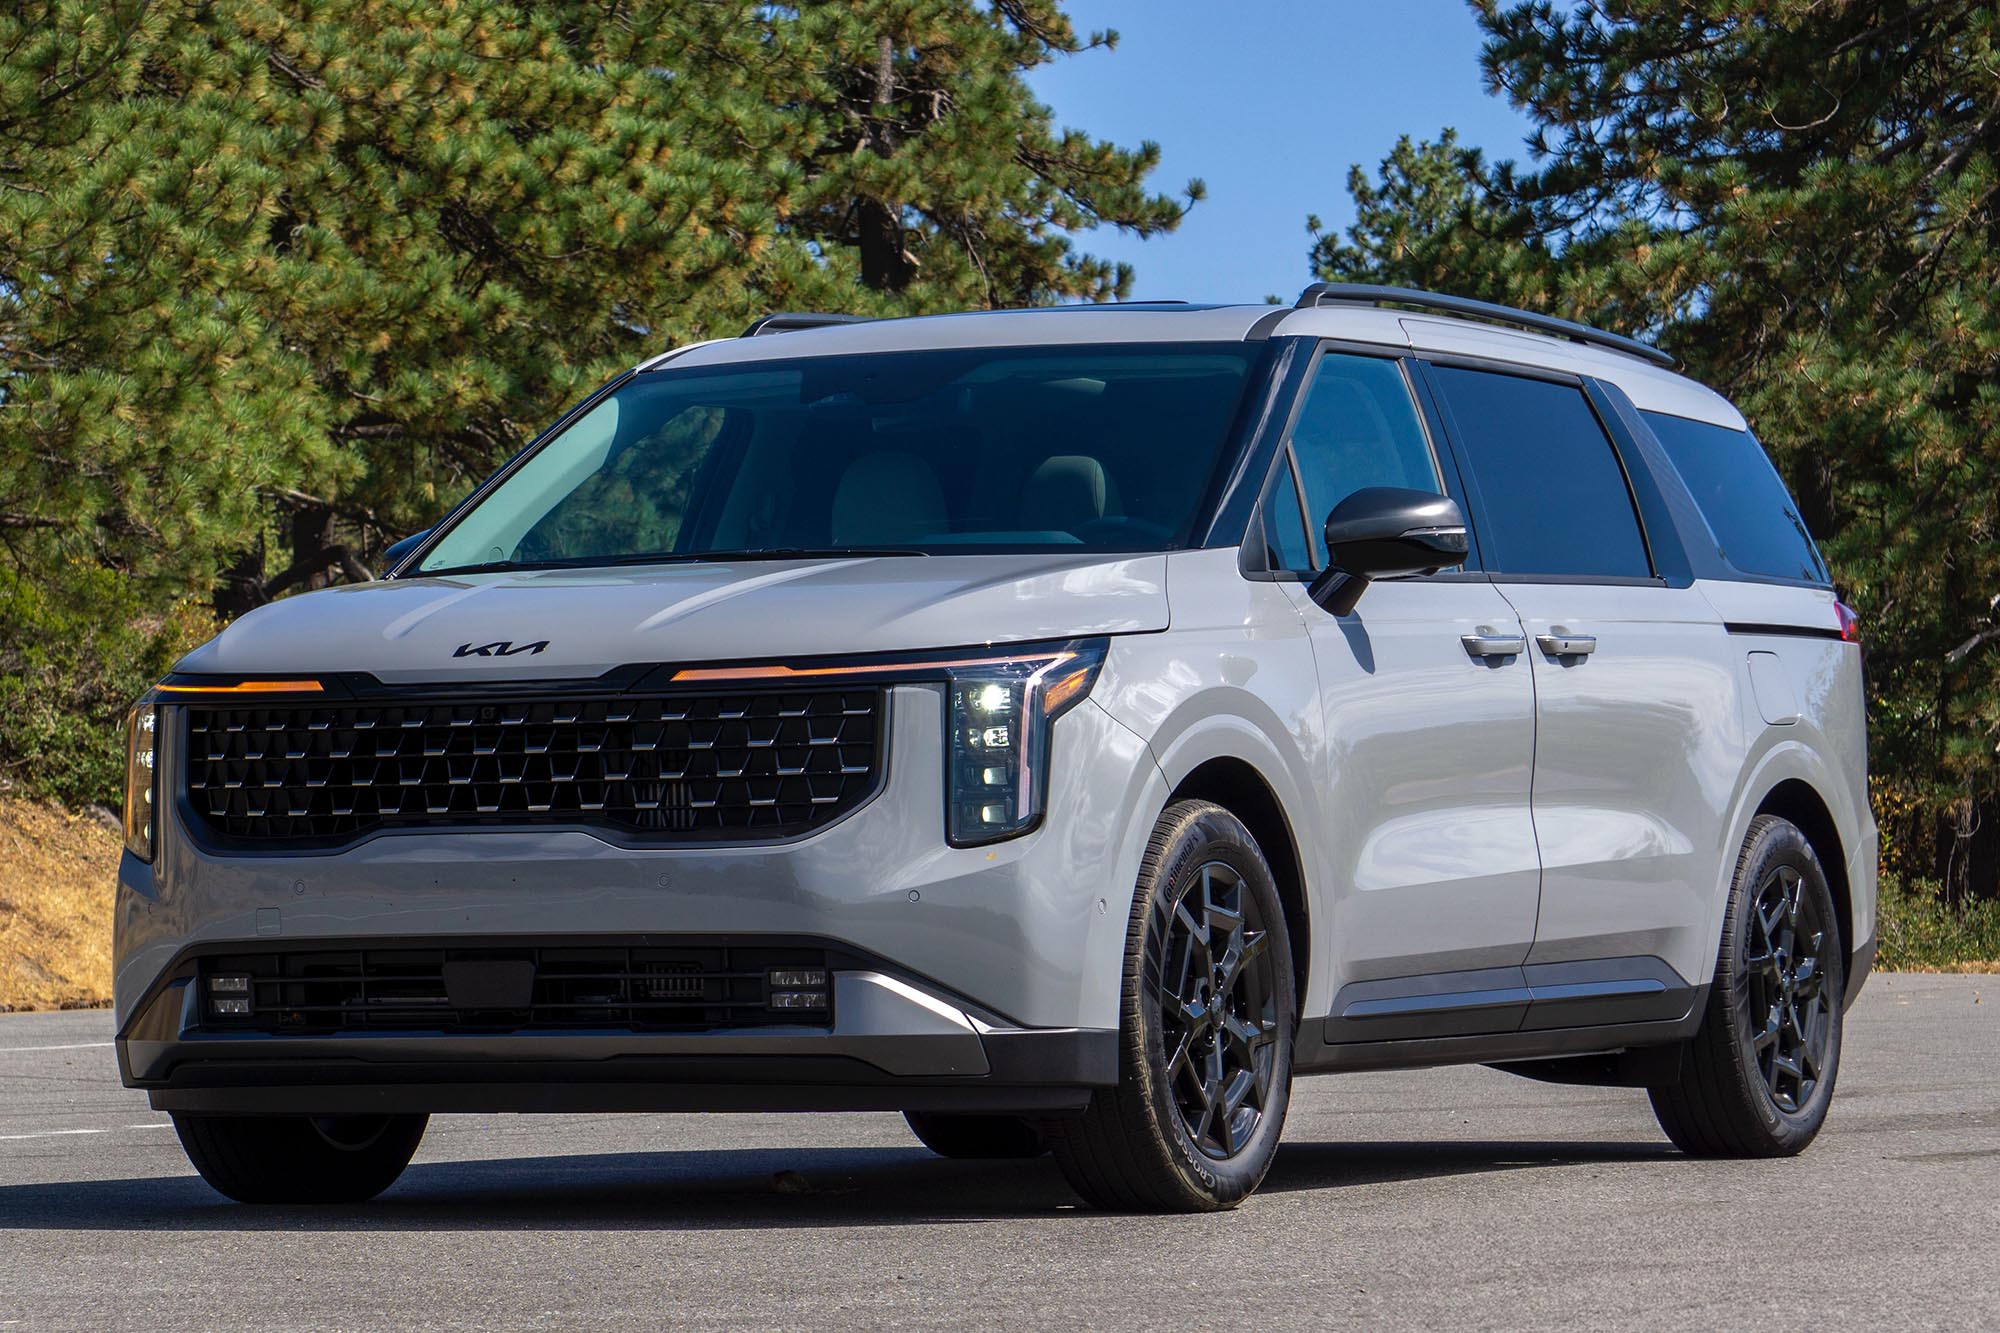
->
212;540;268;620
857;33;914;292
1936;792;2000;904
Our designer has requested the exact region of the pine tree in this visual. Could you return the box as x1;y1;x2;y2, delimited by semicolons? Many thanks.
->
771;0;1201;308
1;0;1191;803
1318;1;2000;896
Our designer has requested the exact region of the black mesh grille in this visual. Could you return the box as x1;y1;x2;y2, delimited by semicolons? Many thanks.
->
197;945;832;1033
183;688;882;845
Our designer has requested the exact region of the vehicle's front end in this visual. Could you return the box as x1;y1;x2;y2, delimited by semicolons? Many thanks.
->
115;625;1172;1117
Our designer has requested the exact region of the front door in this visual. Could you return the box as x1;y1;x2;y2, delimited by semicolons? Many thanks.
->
1261;348;1542;1001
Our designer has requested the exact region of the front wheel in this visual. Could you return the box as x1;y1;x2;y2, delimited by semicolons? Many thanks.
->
1650;815;1845;1156
1045;800;1296;1211
173;1112;428;1203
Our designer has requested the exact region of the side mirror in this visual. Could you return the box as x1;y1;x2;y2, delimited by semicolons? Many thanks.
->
382;529;432;574
1306;488;1468;616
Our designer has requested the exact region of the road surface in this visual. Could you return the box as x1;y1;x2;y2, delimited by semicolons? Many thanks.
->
0;973;1993;1329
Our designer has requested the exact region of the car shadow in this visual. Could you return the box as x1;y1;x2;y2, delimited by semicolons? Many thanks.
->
0;1138;1674;1232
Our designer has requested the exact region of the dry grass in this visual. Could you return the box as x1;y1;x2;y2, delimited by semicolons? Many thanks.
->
0;796;118;1011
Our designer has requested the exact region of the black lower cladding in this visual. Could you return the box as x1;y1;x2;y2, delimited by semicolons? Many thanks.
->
182;684;883;847
197;944;833;1035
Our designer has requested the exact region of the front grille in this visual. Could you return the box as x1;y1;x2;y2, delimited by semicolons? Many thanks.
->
196;945;833;1033
183;687;882;845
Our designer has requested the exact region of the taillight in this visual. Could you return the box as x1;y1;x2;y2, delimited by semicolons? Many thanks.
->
1835;600;1860;643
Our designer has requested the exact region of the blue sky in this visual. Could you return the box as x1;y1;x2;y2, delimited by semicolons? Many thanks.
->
1025;1;1536;303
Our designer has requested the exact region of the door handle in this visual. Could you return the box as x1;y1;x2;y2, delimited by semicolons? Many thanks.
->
1536;628;1598;656
1461;627;1526;659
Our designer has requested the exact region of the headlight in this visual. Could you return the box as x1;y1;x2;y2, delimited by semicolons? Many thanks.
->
123;702;157;861
945;639;1108;846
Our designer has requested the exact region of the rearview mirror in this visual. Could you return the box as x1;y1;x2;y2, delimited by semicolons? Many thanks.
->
1306;488;1467;616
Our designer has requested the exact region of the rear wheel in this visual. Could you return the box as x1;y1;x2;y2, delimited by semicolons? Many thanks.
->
1650;815;1845;1156
1045;800;1295;1212
173;1112;428;1203
903;1112;1047;1159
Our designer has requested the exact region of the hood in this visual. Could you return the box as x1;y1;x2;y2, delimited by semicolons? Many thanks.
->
175;553;1169;682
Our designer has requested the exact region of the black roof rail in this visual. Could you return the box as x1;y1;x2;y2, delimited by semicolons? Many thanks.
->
1295;282;1675;369
741;312;873;338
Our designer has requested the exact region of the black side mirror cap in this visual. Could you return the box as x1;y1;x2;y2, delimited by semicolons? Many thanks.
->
1306;488;1468;616
382;529;432;574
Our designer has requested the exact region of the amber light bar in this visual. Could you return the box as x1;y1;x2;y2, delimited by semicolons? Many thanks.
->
154;679;325;696
671;651;1074;684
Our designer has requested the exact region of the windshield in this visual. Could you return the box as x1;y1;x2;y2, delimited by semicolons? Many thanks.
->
416;343;1261;573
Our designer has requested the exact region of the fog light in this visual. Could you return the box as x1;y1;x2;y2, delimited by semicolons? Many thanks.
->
769;991;828;1010
208;975;251;995
768;969;827;989
209;997;252;1017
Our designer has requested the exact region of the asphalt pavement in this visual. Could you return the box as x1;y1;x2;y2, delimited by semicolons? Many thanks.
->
0;973;1994;1330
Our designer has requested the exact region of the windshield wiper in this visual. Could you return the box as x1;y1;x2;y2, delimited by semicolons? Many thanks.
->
681;547;929;562
417;547;927;577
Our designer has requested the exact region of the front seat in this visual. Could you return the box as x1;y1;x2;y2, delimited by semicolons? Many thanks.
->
830;451;948;545
1020;454;1115;534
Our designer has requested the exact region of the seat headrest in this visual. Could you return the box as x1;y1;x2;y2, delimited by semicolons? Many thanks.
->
830;451;947;545
1021;454;1113;533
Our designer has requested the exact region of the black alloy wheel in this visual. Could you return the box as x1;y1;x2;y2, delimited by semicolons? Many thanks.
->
1156;860;1282;1160
1743;861;1834;1113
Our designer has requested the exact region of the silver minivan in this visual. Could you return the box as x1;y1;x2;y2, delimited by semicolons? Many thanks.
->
115;286;1875;1211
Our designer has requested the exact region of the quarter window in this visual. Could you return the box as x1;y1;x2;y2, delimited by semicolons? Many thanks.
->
1257;466;1313;573
1430;367;1651;579
1641;411;1828;584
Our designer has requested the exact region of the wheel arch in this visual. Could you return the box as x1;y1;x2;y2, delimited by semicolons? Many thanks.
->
1755;778;1852;962
1167;756;1311;1003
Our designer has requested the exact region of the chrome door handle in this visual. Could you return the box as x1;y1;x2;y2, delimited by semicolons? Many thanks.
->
1536;628;1597;656
1461;627;1526;658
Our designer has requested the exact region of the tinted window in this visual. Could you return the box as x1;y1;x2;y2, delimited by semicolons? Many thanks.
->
419;344;1258;573
1431;367;1651;579
1287;354;1441;567
1258;466;1313;573
1642;411;1827;584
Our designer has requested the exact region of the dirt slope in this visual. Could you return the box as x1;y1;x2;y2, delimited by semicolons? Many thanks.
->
0;797;118;1011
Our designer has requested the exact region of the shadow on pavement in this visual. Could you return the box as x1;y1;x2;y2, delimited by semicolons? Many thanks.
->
0;1137;1674;1231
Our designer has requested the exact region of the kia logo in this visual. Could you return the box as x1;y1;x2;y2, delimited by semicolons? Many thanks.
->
453;640;549;658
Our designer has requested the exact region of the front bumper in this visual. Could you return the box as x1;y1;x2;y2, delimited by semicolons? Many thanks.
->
119;962;1114;1115
114;685;1166;1109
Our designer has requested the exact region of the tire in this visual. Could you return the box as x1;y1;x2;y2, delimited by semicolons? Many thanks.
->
1045;800;1296;1212
173;1112;429;1203
1650;814;1846;1157
903;1112;1048;1159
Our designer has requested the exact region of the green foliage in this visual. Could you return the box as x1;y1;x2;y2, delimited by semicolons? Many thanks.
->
0;568;214;807
1876;874;2000;970
0;0;1188;806
1318;1;2000;893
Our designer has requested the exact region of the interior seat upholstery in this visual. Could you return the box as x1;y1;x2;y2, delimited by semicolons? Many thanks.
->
830;451;949;545
1021;454;1116;534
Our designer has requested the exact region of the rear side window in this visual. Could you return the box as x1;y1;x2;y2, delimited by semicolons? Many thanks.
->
1287;353;1442;567
1429;367;1651;580
1641;411;1828;584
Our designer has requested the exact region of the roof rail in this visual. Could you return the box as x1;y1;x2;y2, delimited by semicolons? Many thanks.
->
1294;282;1675;369
741;312;872;338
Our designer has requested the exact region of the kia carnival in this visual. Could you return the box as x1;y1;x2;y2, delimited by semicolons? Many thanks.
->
115;286;1875;1211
